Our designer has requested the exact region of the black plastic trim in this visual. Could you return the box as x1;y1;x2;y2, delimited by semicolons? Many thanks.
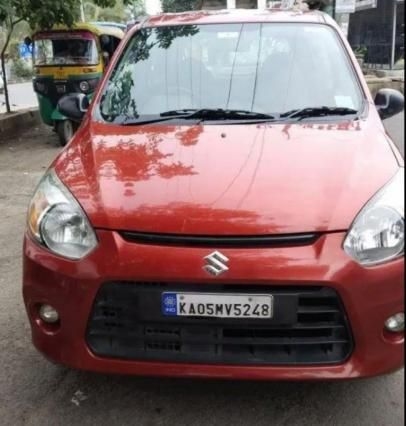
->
86;283;354;366
119;231;320;248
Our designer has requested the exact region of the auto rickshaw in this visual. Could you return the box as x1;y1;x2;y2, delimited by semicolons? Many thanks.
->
30;23;124;145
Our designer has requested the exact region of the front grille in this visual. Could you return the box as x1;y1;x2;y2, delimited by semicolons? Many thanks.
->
119;231;320;248
86;283;353;365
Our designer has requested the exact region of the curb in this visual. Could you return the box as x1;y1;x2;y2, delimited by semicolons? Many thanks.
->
0;108;41;142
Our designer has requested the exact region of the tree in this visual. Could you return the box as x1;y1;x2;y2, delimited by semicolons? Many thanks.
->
0;0;127;113
84;0;145;22
161;0;204;13
125;0;145;19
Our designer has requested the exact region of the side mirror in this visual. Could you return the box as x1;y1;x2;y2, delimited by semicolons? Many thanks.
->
374;88;404;120
58;93;90;122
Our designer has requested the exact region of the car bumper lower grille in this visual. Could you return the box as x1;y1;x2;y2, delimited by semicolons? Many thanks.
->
86;283;353;365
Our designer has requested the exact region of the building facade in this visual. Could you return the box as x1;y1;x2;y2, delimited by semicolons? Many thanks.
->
200;0;267;8
348;0;404;68
201;0;331;9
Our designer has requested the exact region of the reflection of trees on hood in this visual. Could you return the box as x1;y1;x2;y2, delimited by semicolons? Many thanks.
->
96;132;197;183
56;127;199;202
176;125;203;146
101;25;200;121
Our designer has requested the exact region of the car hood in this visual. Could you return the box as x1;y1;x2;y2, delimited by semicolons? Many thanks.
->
55;115;399;235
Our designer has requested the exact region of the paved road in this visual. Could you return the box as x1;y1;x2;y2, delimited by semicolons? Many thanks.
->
0;82;38;113
0;115;404;426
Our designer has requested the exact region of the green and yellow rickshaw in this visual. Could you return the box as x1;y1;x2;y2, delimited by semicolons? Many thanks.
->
31;22;124;145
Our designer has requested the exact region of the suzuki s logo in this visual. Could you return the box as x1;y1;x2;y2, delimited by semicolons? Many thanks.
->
203;251;229;276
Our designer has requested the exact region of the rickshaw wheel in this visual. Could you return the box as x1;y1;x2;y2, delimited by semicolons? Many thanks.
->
56;120;76;146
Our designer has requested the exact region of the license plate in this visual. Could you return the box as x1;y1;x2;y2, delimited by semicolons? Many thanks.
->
162;293;273;319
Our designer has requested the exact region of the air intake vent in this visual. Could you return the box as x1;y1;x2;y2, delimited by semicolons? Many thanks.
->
87;282;353;365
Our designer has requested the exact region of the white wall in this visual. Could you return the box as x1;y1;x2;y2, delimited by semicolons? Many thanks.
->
144;0;162;15
145;0;268;13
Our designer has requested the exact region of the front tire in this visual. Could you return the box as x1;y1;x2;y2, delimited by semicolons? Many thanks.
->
56;120;76;146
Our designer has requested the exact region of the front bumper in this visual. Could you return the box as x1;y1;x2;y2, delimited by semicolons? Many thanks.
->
23;230;404;380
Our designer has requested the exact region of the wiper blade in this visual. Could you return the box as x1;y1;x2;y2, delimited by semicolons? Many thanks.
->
121;115;193;126
120;108;275;126
281;106;358;120
160;108;275;121
160;109;199;117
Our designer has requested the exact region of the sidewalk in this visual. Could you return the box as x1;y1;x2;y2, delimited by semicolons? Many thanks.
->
0;108;40;141
0;81;37;114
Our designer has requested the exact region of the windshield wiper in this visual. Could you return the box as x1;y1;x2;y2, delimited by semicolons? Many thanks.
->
114;106;357;126
280;106;359;121
160;108;275;121
121;115;193;126
120;109;275;126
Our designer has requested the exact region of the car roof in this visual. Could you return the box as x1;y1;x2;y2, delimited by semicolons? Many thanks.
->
141;8;330;29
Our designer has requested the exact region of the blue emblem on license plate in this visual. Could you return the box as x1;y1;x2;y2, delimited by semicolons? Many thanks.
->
162;293;178;316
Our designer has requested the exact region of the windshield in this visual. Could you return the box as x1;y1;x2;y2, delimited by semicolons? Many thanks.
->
33;31;99;66
99;23;363;123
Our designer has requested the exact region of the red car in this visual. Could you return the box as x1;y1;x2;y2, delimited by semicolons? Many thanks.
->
23;9;404;380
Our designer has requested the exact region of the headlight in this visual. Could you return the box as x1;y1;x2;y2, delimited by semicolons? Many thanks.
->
34;81;47;94
27;171;97;259
79;81;90;93
344;168;404;266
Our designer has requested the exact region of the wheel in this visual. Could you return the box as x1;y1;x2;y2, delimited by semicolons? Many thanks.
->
56;120;76;146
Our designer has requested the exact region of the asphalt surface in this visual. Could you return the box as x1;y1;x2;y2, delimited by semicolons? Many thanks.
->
0;115;404;426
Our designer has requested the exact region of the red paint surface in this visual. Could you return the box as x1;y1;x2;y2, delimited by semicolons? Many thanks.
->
55;116;399;236
23;10;404;379
23;231;404;379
